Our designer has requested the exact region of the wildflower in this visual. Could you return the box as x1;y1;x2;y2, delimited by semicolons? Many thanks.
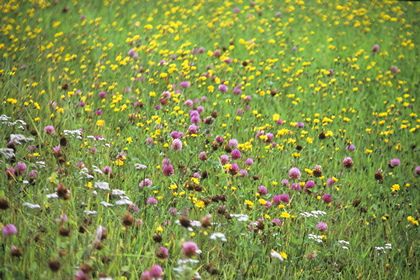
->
170;131;184;139
390;66;399;74
372;44;380;53
258;186;267;195
388;158;401;167
140;271;152;280
75;270;90;280
163;164;174;176
289;167;301;180
156;246;169;259
228;139;238;147
305;180;315;189
210;232;227;242
44;125;55;135
322;194;332;203
281;179;289;186
233;87;242;95
374;169;384;182
270;250;285;261
271;219;281;227
415;166;420;175
182;241;201;258
102;166;112;175
139;178;152;188
95;182;110;190
233;7;240;13
52;146;63;157
273;194;290;205
343;157;354;168
2;224;17;237
147;197;158;205
14;162;27;176
0;198;10;210
346;144;355;151
48;259;61;272
327;177;335;186
220;155;229;164
218;84;228;92
180;81;190;88
184;99;193;107
201;214;212;228
10;246;22;257
171;139;183;151
23;203;41;209
304;250;317;259
245;158;254;166
216;136;224;143
231;149;242;160
122;213;134;226
150;265;163;279
187;124;199;134
198;152;208;161
296;122;305;128
316;222;328;231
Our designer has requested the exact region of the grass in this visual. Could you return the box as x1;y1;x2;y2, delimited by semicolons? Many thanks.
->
0;0;419;279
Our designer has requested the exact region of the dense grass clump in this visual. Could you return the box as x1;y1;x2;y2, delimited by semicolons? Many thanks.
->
0;0;419;279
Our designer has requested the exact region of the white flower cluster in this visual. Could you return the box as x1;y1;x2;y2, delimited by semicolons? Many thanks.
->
10;134;35;144
173;259;201;279
375;243;392;254
64;129;83;139
308;234;323;243
338;240;350;250
1;115;26;129
299;210;327;218
210;232;227;242
230;213;249;222
0;148;15;159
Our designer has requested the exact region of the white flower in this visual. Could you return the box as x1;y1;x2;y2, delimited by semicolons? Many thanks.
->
46;193;58;198
385;243;392;249
84;210;97;215
134;163;147;170
23;203;41;209
338;240;350;245
100;201;114;207
115;199;133;205
210;233;227;242
308;234;323;243
270;250;284;261
0;148;15;159
341;246;349;250
10;134;35;144
95;182;110;190
92;166;103;173
111;189;125;196
230;213;249;222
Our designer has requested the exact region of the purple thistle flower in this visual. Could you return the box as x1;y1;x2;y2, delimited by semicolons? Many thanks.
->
2;224;17;237
149;265;163;279
44;125;55;135
218;84;228;92
163;164;174;176
15;162;27;176
343;157;354;168
322;194;332;203
231;149;242;160
296;122;305;128
147;197;158;205
228;139;238;148
389;158;401;167
288;167;301;180
180;81;190;88
245;158;254;166
182;241;200;258
316;222;328;231
346;144;355;151
220;155;229;164
258;185;267;195
171;139;183;151
305;180;315;189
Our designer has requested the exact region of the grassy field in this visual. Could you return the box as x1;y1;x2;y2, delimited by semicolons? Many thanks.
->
0;0;419;279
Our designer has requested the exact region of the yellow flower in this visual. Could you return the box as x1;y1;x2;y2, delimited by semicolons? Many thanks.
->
281;212;291;218
391;184;400;191
195;201;205;208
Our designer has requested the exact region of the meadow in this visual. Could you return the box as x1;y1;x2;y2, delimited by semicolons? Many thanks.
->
0;0;419;279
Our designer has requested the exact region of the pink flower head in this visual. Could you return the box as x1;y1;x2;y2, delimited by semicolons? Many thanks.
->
245;158;254;166
389;158;400;167
197;106;204;113
220;155;229;164
228;139;238;148
316;222;328;231
346;144;355;151
180;81;190;88
390;66;399;74
157;246;169;259
149;265;163;279
415;166;420;175
258;185;267;195
233;87;242;95
273;194;290;205
139;178;152;188
327;177;335;186
191;115;200;124
343;157;354;168
281;179;289;186
231;149;242;160
75;269;90;280
296;122;305;128
44;125;55;135
2;224;17;237
184;99;193;107
171;139;183;151
288;167;301;180
322;194;332;203
271;219;281;227
239;169;248;177
372;44;380;53
147;197;158;205
163;164;174;176
305;180;315;189
102;166;112;175
182;241;200;258
218;84;228;92
15;162;27;176
187;124;199;134
140;271;152;280
290;183;301;191
198;152;208;161
233;7;240;13
216;136;224;143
